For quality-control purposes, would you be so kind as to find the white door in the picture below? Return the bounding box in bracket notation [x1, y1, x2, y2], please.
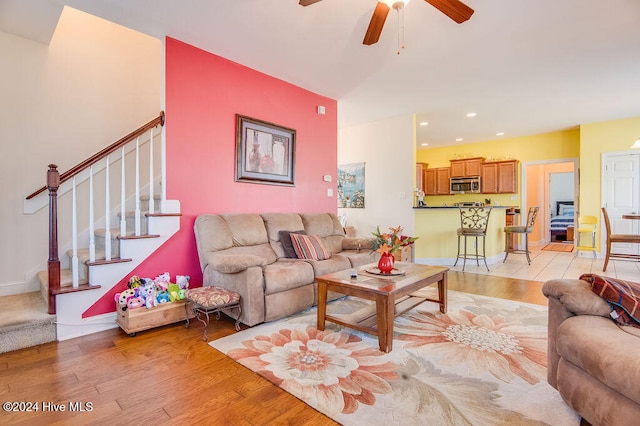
[602, 153, 640, 254]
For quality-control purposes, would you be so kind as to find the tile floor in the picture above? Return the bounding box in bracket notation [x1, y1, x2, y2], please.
[450, 244, 640, 282]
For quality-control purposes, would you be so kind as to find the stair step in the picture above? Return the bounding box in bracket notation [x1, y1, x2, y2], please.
[0, 292, 56, 353]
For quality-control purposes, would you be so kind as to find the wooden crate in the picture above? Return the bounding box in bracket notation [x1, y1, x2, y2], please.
[116, 300, 194, 336]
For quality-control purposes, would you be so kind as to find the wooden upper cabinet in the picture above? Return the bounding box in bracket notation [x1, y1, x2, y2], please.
[450, 157, 484, 177]
[481, 160, 518, 193]
[416, 163, 428, 191]
[424, 167, 451, 195]
[436, 167, 451, 194]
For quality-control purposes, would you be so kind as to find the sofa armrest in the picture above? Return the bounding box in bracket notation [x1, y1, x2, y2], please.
[207, 254, 265, 274]
[542, 278, 611, 317]
[341, 238, 374, 251]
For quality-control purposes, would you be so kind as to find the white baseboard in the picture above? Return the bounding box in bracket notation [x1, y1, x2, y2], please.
[0, 279, 39, 297]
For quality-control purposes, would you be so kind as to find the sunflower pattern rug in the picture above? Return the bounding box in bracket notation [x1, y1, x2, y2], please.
[210, 289, 579, 426]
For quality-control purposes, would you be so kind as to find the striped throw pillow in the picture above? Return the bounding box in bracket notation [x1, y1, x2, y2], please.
[290, 234, 331, 261]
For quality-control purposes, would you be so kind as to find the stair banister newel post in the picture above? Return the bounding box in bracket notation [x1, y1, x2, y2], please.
[47, 164, 60, 314]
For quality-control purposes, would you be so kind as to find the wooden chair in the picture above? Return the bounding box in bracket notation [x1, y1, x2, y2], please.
[601, 207, 640, 272]
[503, 206, 539, 265]
[575, 215, 598, 258]
[454, 207, 492, 271]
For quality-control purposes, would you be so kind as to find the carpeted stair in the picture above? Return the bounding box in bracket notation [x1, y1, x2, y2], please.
[0, 292, 56, 353]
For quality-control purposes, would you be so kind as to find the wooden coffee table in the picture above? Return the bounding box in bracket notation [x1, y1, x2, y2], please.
[316, 262, 448, 352]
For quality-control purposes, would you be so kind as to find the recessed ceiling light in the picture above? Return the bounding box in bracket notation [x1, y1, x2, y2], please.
[466, 112, 477, 117]
[496, 132, 505, 136]
[419, 121, 429, 126]
[456, 138, 463, 142]
[421, 143, 429, 147]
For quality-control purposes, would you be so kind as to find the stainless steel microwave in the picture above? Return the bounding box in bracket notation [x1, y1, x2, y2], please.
[450, 176, 481, 194]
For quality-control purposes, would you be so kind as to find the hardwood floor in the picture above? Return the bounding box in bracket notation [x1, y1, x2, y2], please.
[0, 273, 548, 425]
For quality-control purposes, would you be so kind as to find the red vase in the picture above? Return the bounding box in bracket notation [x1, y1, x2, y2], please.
[378, 252, 395, 274]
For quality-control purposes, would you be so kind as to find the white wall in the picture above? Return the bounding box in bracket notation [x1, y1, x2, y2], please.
[338, 114, 416, 239]
[0, 7, 161, 295]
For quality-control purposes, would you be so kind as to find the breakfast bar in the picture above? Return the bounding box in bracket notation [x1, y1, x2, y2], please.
[413, 206, 508, 266]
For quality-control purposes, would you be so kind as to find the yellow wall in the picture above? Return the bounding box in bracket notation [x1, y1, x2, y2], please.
[580, 116, 640, 221]
[415, 129, 581, 208]
[413, 117, 640, 259]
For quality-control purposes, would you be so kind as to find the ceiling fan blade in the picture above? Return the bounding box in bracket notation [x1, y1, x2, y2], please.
[424, 0, 474, 24]
[299, 0, 323, 6]
[363, 2, 391, 46]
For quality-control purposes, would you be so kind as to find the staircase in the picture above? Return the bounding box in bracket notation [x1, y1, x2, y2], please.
[2, 112, 181, 352]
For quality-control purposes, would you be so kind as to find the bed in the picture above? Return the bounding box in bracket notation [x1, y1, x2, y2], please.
[550, 201, 575, 241]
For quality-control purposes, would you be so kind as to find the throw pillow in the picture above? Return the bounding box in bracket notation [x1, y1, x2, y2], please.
[290, 233, 331, 261]
[278, 230, 306, 258]
[580, 273, 640, 328]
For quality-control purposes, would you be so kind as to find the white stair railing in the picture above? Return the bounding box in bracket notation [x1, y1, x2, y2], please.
[29, 113, 166, 305]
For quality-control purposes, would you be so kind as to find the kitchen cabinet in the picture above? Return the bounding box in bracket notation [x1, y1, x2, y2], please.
[450, 157, 484, 177]
[416, 162, 428, 191]
[425, 167, 451, 195]
[481, 160, 517, 193]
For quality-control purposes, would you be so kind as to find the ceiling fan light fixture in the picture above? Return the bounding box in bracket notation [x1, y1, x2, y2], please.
[382, 0, 410, 9]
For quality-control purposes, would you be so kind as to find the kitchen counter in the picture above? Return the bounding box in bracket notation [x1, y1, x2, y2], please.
[413, 207, 507, 265]
[414, 205, 511, 209]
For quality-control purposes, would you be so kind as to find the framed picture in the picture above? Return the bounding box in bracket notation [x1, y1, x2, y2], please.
[235, 114, 296, 186]
[338, 162, 365, 208]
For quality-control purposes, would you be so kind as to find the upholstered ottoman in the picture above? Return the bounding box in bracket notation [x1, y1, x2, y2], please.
[185, 286, 242, 341]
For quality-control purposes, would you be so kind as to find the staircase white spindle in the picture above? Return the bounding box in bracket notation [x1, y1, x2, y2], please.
[71, 176, 79, 289]
[148, 128, 155, 214]
[88, 166, 95, 263]
[161, 121, 167, 213]
[120, 146, 127, 237]
[104, 155, 112, 261]
[134, 137, 141, 236]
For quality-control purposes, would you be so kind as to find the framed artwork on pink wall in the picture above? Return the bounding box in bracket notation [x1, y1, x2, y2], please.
[235, 114, 296, 186]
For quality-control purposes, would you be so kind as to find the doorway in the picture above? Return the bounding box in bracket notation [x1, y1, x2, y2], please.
[522, 159, 578, 245]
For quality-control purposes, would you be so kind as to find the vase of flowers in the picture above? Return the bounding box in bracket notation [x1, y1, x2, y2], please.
[371, 226, 418, 274]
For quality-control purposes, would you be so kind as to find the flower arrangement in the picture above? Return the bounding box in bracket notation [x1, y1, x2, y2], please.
[371, 225, 418, 255]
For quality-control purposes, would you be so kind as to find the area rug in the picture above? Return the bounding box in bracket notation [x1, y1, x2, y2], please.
[210, 290, 579, 426]
[542, 242, 574, 252]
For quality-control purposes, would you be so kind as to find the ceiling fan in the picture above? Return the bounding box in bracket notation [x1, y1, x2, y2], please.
[299, 0, 474, 45]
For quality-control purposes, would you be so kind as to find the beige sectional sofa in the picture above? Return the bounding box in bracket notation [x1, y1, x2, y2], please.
[194, 212, 377, 326]
[542, 278, 640, 425]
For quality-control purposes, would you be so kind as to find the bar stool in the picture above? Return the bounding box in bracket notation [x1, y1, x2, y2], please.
[454, 207, 492, 271]
[575, 215, 597, 258]
[503, 206, 539, 264]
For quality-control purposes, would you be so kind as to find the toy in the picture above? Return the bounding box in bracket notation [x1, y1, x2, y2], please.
[176, 275, 190, 291]
[168, 283, 181, 302]
[156, 291, 171, 304]
[128, 275, 143, 289]
[115, 288, 136, 310]
[137, 278, 157, 309]
[126, 295, 145, 309]
[154, 272, 171, 292]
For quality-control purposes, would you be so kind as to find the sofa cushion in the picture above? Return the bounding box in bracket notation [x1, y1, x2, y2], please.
[290, 233, 331, 260]
[303, 255, 352, 277]
[580, 274, 640, 327]
[557, 315, 640, 405]
[194, 215, 234, 269]
[209, 254, 265, 274]
[300, 213, 344, 238]
[263, 260, 315, 295]
[221, 213, 269, 246]
[278, 230, 306, 258]
[262, 213, 304, 240]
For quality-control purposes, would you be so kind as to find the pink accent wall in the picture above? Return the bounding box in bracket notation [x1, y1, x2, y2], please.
[83, 37, 337, 317]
